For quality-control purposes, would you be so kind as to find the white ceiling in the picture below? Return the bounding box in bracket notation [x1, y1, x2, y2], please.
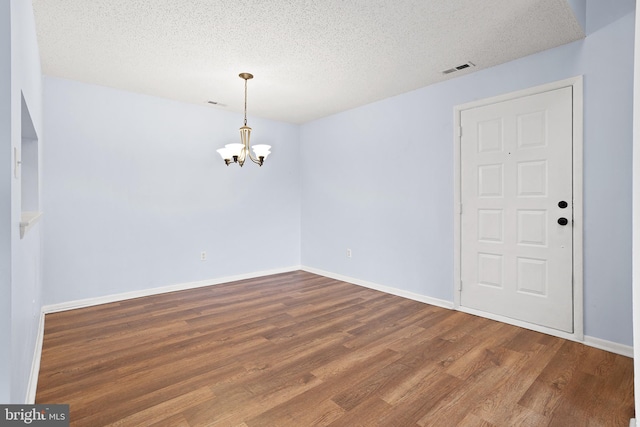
[32, 0, 584, 124]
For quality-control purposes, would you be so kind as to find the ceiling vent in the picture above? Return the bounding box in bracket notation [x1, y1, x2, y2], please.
[442, 62, 476, 75]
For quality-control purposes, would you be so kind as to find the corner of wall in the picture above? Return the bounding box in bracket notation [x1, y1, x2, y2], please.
[567, 0, 587, 34]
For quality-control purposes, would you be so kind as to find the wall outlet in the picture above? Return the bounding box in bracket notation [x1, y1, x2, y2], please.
[346, 248, 352, 258]
[200, 251, 207, 261]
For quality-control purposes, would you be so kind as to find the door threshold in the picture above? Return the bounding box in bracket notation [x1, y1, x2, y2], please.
[457, 304, 582, 342]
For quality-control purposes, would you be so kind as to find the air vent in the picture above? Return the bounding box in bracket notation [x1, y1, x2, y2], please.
[442, 62, 476, 75]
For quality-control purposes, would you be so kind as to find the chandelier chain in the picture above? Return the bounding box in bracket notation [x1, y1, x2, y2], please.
[244, 78, 248, 126]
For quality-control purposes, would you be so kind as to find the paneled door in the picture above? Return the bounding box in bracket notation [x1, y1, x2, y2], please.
[460, 86, 573, 332]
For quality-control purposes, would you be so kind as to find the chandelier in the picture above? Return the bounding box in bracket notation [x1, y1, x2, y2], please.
[216, 73, 271, 167]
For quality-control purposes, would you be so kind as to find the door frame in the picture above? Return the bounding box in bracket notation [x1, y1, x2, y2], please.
[453, 76, 584, 341]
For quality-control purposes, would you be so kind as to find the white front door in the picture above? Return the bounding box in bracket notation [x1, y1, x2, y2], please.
[460, 86, 574, 333]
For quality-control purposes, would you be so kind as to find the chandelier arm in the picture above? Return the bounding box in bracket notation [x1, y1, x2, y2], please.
[247, 149, 259, 162]
[247, 151, 263, 166]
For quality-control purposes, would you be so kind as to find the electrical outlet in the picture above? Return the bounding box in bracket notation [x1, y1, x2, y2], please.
[346, 248, 352, 258]
[200, 251, 207, 261]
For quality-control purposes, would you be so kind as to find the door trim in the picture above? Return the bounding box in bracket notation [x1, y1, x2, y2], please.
[453, 76, 584, 341]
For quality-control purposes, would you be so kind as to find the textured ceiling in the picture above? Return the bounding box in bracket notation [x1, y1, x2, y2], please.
[32, 0, 584, 124]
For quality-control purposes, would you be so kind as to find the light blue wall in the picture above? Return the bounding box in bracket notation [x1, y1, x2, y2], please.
[632, 0, 640, 416]
[43, 77, 301, 304]
[301, 9, 635, 345]
[3, 0, 44, 403]
[587, 0, 635, 34]
[0, 0, 12, 404]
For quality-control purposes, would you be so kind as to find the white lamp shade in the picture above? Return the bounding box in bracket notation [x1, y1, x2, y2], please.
[252, 144, 272, 159]
[225, 143, 244, 157]
[216, 147, 232, 160]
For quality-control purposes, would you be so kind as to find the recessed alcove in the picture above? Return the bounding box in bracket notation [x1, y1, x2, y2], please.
[19, 92, 41, 238]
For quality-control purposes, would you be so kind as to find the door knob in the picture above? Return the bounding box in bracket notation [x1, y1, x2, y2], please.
[557, 217, 568, 226]
[558, 201, 568, 209]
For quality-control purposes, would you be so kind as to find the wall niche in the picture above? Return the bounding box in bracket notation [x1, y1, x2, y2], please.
[19, 92, 41, 238]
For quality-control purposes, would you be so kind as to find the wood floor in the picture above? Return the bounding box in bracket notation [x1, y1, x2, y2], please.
[36, 271, 634, 426]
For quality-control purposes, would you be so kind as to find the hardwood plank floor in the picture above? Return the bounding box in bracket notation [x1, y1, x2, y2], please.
[36, 271, 634, 426]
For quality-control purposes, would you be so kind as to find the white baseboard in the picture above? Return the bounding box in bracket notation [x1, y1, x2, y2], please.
[301, 266, 455, 309]
[42, 266, 301, 314]
[301, 266, 633, 358]
[584, 335, 634, 358]
[458, 305, 633, 358]
[25, 310, 45, 404]
[30, 264, 633, 403]
[629, 418, 636, 427]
